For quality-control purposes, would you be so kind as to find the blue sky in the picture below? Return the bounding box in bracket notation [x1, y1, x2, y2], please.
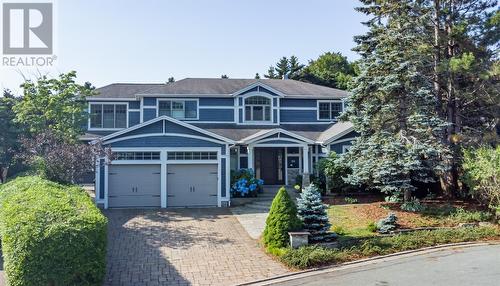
[1, 0, 368, 93]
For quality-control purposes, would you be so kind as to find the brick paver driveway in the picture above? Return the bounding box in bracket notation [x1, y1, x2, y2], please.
[104, 208, 289, 286]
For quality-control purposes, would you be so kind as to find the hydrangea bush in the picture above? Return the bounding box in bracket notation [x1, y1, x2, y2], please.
[230, 169, 264, 197]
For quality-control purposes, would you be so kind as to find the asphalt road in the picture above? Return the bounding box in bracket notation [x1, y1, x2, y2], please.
[267, 244, 500, 286]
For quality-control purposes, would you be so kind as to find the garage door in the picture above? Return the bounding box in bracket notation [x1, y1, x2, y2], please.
[167, 164, 218, 207]
[108, 164, 161, 208]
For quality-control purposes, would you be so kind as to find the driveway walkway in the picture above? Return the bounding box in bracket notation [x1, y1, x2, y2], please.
[105, 208, 289, 286]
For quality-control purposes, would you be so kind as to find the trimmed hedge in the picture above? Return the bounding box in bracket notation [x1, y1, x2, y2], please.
[0, 176, 107, 286]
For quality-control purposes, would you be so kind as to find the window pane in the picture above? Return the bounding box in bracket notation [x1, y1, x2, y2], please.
[103, 105, 115, 128]
[90, 104, 102, 128]
[115, 105, 127, 128]
[319, 102, 331, 119]
[253, 106, 263, 121]
[158, 101, 171, 116]
[245, 106, 252, 120]
[245, 96, 270, 105]
[185, 101, 197, 118]
[264, 106, 271, 121]
[171, 101, 184, 119]
[331, 102, 342, 119]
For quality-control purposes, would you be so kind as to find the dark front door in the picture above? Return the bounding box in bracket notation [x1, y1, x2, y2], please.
[255, 148, 285, 185]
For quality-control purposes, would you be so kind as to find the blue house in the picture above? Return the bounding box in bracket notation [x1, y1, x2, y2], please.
[84, 78, 356, 208]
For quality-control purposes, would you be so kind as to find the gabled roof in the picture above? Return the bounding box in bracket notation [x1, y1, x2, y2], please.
[240, 128, 315, 144]
[94, 116, 235, 144]
[317, 121, 355, 144]
[90, 83, 164, 99]
[88, 78, 350, 99]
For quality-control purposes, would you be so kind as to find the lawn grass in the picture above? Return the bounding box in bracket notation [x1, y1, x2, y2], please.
[277, 226, 500, 269]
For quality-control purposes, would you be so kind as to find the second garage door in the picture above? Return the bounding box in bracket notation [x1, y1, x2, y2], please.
[167, 164, 218, 207]
[108, 164, 161, 208]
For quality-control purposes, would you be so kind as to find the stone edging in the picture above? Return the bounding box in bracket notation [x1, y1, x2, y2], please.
[237, 240, 500, 286]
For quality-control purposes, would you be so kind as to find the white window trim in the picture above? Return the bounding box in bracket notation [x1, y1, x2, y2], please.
[317, 100, 343, 121]
[157, 98, 200, 120]
[240, 92, 277, 125]
[88, 102, 129, 131]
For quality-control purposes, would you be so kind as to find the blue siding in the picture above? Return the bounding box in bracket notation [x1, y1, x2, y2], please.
[336, 130, 359, 141]
[238, 109, 243, 123]
[273, 109, 278, 123]
[99, 160, 105, 200]
[115, 121, 163, 139]
[199, 98, 234, 106]
[199, 109, 234, 121]
[238, 98, 243, 106]
[240, 87, 258, 94]
[280, 99, 317, 107]
[221, 158, 226, 197]
[129, 101, 140, 109]
[330, 141, 353, 154]
[280, 110, 317, 122]
[128, 111, 140, 126]
[143, 98, 156, 106]
[259, 87, 278, 96]
[165, 121, 206, 137]
[273, 98, 277, 107]
[109, 136, 223, 148]
[143, 108, 156, 121]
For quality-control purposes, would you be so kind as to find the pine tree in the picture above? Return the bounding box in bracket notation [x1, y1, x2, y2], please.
[275, 57, 290, 79]
[341, 0, 449, 201]
[264, 66, 278, 79]
[297, 184, 334, 242]
[288, 55, 305, 79]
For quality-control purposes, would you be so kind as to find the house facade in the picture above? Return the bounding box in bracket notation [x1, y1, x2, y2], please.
[84, 78, 356, 209]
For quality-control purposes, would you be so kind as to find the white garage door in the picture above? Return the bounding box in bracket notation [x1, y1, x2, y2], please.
[167, 164, 218, 207]
[108, 164, 161, 208]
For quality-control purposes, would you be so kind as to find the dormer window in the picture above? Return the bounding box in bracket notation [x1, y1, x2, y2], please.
[244, 96, 271, 122]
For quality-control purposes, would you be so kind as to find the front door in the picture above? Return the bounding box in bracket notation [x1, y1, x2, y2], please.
[255, 148, 285, 185]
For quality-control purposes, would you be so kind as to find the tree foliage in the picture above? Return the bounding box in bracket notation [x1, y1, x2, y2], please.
[297, 184, 334, 242]
[342, 0, 498, 199]
[263, 187, 302, 249]
[264, 56, 305, 79]
[462, 146, 499, 209]
[13, 71, 94, 141]
[16, 130, 108, 184]
[0, 90, 22, 183]
[300, 52, 358, 90]
[341, 0, 450, 200]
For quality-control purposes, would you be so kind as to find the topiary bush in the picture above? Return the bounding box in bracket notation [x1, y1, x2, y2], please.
[263, 187, 302, 249]
[0, 176, 107, 286]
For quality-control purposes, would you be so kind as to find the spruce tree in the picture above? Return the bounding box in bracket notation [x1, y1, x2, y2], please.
[341, 0, 449, 201]
[297, 184, 334, 242]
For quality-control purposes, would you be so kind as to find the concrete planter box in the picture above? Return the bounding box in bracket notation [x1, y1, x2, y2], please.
[288, 231, 310, 249]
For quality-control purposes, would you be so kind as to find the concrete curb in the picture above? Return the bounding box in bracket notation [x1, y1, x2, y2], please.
[237, 241, 500, 286]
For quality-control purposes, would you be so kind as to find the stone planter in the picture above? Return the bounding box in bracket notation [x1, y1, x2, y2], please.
[288, 231, 310, 249]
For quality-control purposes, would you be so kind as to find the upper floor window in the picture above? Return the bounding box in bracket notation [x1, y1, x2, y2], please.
[90, 103, 127, 129]
[245, 96, 271, 122]
[318, 101, 342, 120]
[158, 100, 197, 119]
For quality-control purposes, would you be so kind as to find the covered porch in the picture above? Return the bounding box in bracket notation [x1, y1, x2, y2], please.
[229, 129, 326, 186]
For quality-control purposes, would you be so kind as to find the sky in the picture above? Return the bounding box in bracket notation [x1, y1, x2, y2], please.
[1, 0, 368, 94]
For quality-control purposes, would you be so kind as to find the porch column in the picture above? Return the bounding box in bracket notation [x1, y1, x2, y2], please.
[302, 145, 311, 187]
[247, 146, 254, 171]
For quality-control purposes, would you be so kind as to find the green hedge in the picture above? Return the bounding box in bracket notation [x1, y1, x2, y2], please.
[0, 176, 107, 286]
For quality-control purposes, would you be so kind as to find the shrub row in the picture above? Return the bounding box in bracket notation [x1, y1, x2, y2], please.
[0, 176, 107, 286]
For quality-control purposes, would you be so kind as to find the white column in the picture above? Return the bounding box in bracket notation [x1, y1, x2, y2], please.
[302, 145, 310, 174]
[160, 150, 167, 208]
[247, 146, 254, 170]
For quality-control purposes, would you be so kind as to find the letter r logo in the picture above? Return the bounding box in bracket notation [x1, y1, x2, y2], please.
[2, 3, 53, 54]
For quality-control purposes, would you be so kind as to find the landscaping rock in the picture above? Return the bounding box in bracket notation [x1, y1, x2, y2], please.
[458, 222, 478, 228]
[478, 221, 495, 227]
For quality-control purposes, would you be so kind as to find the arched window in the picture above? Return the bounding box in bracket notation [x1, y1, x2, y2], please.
[244, 96, 271, 122]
